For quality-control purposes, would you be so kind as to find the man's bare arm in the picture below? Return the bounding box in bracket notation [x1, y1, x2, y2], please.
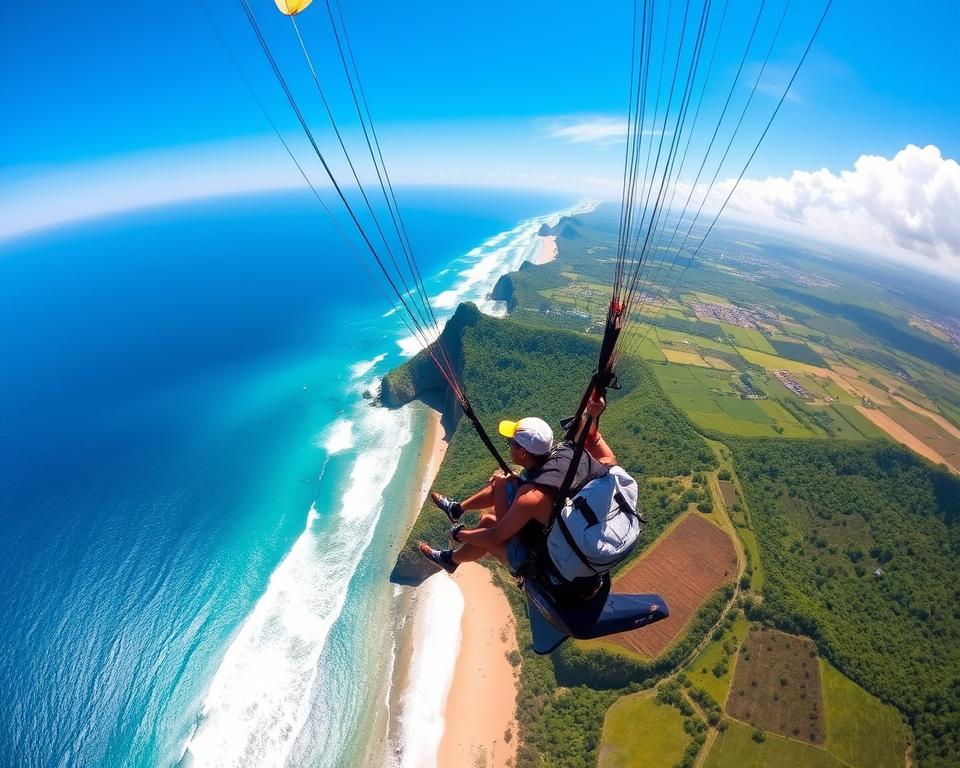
[574, 395, 617, 465]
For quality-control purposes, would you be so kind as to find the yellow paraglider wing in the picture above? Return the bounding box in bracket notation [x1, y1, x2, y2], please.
[274, 0, 314, 16]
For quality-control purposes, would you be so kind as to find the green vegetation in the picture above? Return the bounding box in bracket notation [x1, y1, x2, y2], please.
[774, 286, 960, 375]
[647, 315, 725, 340]
[820, 659, 908, 768]
[687, 613, 750, 704]
[651, 363, 817, 438]
[600, 693, 690, 768]
[736, 528, 764, 590]
[730, 439, 960, 767]
[704, 719, 843, 768]
[770, 339, 827, 366]
[653, 680, 710, 768]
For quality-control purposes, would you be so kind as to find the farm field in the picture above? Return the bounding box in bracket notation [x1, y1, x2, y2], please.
[604, 513, 737, 658]
[735, 346, 830, 374]
[703, 720, 842, 768]
[824, 403, 886, 439]
[663, 348, 711, 367]
[654, 327, 731, 352]
[652, 363, 817, 437]
[893, 394, 960, 439]
[770, 339, 827, 366]
[820, 660, 908, 768]
[702, 355, 735, 370]
[856, 405, 959, 471]
[599, 693, 690, 768]
[726, 628, 825, 744]
[881, 405, 960, 471]
[717, 480, 738, 508]
[722, 324, 777, 354]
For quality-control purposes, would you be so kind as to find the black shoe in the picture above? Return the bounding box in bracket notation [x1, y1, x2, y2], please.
[430, 491, 463, 523]
[449, 523, 464, 543]
[418, 542, 458, 574]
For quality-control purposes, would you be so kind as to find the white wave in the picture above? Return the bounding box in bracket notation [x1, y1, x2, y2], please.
[430, 289, 460, 310]
[390, 576, 463, 768]
[317, 419, 354, 455]
[184, 405, 414, 768]
[396, 326, 440, 358]
[382, 308, 397, 318]
[350, 353, 387, 380]
[391, 201, 598, 354]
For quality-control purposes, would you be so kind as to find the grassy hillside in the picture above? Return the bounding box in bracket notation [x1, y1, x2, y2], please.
[820, 659, 908, 768]
[704, 719, 843, 768]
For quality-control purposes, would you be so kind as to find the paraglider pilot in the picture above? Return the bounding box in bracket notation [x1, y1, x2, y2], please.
[419, 396, 615, 576]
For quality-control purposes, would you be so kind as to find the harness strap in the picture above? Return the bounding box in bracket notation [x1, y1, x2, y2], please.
[460, 400, 511, 474]
[614, 490, 644, 523]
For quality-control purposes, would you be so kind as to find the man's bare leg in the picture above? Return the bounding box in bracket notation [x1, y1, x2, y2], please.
[459, 483, 495, 513]
[450, 513, 497, 564]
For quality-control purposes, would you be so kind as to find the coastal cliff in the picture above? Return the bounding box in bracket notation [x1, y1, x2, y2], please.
[380, 301, 483, 408]
[537, 219, 580, 239]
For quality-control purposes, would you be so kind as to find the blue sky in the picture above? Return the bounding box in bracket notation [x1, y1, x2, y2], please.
[1, 0, 958, 270]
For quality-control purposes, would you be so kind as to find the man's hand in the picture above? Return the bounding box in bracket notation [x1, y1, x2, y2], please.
[489, 468, 515, 485]
[586, 395, 606, 420]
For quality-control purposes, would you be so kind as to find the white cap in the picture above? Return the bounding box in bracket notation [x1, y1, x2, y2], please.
[498, 416, 554, 456]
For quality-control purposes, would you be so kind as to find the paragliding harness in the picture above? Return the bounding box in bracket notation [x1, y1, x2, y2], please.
[513, 363, 666, 654]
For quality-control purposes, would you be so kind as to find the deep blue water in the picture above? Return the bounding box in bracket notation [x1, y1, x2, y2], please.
[0, 187, 576, 767]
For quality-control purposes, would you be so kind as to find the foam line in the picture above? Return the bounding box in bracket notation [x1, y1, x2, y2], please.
[184, 405, 413, 768]
[396, 201, 597, 355]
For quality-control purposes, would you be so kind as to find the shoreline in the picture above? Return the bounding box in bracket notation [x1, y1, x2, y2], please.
[387, 405, 519, 768]
[383, 405, 450, 766]
[534, 233, 558, 265]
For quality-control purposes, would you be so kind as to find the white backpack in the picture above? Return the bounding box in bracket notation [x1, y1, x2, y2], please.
[546, 465, 644, 582]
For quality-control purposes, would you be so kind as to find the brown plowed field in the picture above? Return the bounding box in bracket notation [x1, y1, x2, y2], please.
[605, 513, 737, 657]
[726, 628, 825, 744]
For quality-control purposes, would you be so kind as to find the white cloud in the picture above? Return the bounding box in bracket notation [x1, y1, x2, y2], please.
[683, 144, 960, 277]
[540, 116, 628, 145]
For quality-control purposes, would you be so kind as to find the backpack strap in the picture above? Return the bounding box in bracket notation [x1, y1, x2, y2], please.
[573, 495, 600, 527]
[556, 509, 603, 574]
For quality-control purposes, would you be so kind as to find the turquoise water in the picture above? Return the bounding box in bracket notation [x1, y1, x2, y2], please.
[0, 187, 579, 767]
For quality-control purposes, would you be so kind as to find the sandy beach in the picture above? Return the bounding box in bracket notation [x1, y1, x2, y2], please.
[437, 565, 519, 768]
[391, 406, 520, 768]
[533, 234, 558, 265]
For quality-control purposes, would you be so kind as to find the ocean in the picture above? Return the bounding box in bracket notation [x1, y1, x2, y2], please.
[0, 187, 585, 767]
